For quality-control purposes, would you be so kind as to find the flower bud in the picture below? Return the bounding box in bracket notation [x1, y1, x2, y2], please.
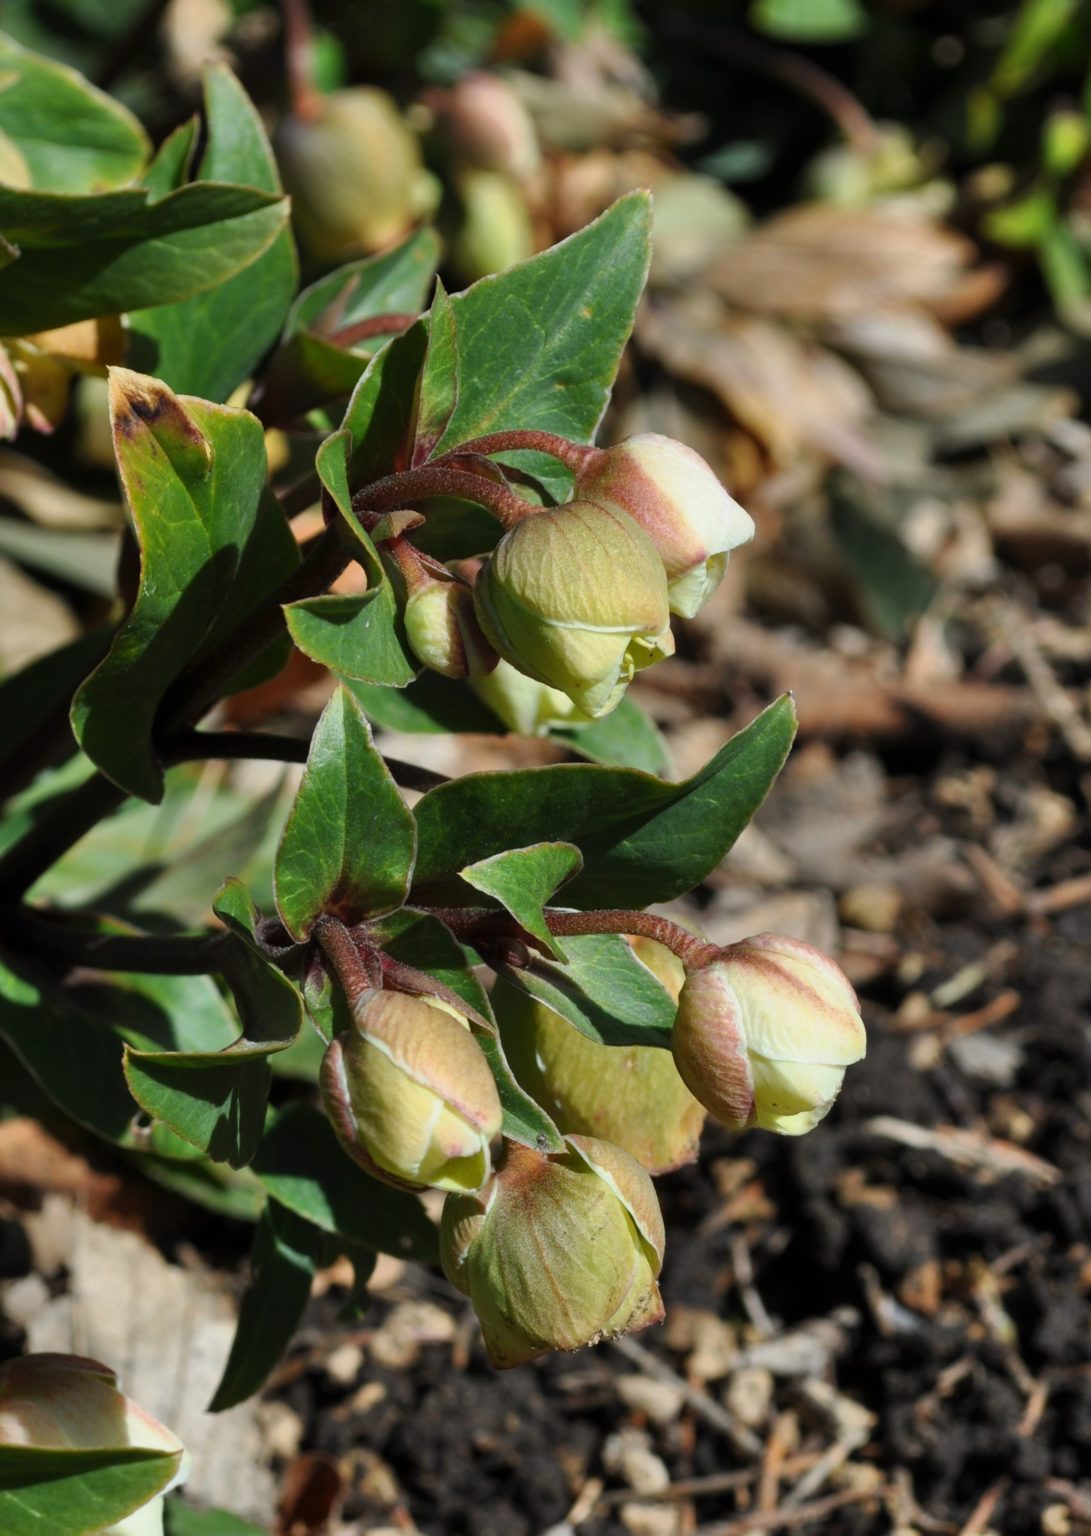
[575, 434, 755, 618]
[0, 1353, 186, 1536]
[437, 73, 541, 179]
[469, 656, 594, 736]
[276, 89, 439, 262]
[403, 566, 497, 680]
[671, 935, 866, 1136]
[473, 500, 674, 717]
[321, 988, 503, 1193]
[449, 168, 535, 283]
[494, 942, 704, 1174]
[441, 1135, 665, 1367]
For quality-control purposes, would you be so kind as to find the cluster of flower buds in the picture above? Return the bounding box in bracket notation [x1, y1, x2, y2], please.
[0, 1353, 186, 1535]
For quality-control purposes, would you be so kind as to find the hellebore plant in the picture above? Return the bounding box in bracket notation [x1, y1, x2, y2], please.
[0, 43, 866, 1519]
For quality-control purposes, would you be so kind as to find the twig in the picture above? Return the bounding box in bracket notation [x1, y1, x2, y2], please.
[956, 1478, 1008, 1536]
[1027, 871, 1091, 916]
[608, 1336, 763, 1457]
[864, 1117, 1062, 1187]
[695, 1484, 887, 1535]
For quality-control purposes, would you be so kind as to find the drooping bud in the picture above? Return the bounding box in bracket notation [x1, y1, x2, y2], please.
[449, 168, 536, 283]
[671, 935, 866, 1136]
[494, 941, 704, 1173]
[321, 988, 503, 1193]
[396, 549, 497, 680]
[276, 89, 439, 262]
[469, 656, 594, 736]
[473, 500, 674, 717]
[0, 1353, 186, 1536]
[575, 434, 755, 618]
[435, 73, 541, 179]
[440, 1135, 665, 1367]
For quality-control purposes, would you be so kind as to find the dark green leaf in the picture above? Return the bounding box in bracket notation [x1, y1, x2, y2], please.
[128, 1148, 265, 1222]
[461, 842, 582, 959]
[0, 31, 150, 193]
[209, 1201, 321, 1411]
[346, 672, 503, 735]
[830, 495, 936, 641]
[0, 181, 289, 334]
[0, 1444, 182, 1536]
[411, 279, 458, 460]
[166, 1501, 268, 1536]
[129, 66, 298, 403]
[284, 431, 419, 686]
[553, 694, 671, 773]
[141, 117, 198, 197]
[0, 627, 110, 776]
[412, 694, 797, 909]
[71, 372, 297, 802]
[500, 933, 677, 1050]
[252, 1102, 439, 1261]
[214, 878, 305, 1049]
[274, 686, 417, 939]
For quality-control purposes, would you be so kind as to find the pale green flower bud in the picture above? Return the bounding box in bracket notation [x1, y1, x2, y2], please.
[672, 935, 866, 1136]
[403, 568, 496, 680]
[495, 940, 704, 1174]
[276, 89, 439, 262]
[575, 435, 755, 618]
[450, 167, 535, 282]
[473, 501, 674, 717]
[0, 1354, 187, 1536]
[470, 656, 594, 736]
[322, 989, 503, 1193]
[440, 1135, 665, 1367]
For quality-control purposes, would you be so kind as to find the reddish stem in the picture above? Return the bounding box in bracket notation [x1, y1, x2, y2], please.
[353, 464, 536, 529]
[281, 0, 322, 122]
[423, 905, 718, 971]
[433, 430, 599, 476]
[313, 914, 372, 1008]
[328, 313, 419, 349]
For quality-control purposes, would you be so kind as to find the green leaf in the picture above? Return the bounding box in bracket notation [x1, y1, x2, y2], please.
[166, 1502, 269, 1536]
[129, 66, 298, 403]
[750, 0, 868, 42]
[0, 627, 109, 777]
[262, 229, 439, 421]
[214, 878, 305, 1050]
[830, 495, 936, 641]
[71, 371, 297, 802]
[411, 279, 458, 460]
[0, 1444, 182, 1536]
[500, 933, 677, 1050]
[129, 1147, 266, 1223]
[346, 672, 503, 735]
[284, 431, 419, 686]
[0, 31, 150, 192]
[252, 1101, 439, 1262]
[209, 1201, 321, 1411]
[0, 180, 289, 334]
[0, 518, 119, 596]
[141, 117, 198, 197]
[368, 908, 564, 1151]
[422, 193, 652, 500]
[412, 694, 797, 909]
[274, 686, 417, 939]
[553, 694, 670, 773]
[461, 842, 582, 959]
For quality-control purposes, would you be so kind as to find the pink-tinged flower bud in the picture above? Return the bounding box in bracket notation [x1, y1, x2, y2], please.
[575, 434, 755, 618]
[440, 1136, 664, 1368]
[322, 988, 503, 1193]
[495, 941, 704, 1174]
[403, 566, 497, 680]
[474, 500, 673, 717]
[0, 1353, 186, 1536]
[438, 73, 541, 179]
[672, 935, 866, 1135]
[276, 89, 439, 262]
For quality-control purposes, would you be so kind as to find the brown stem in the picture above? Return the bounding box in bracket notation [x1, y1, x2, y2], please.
[328, 313, 419, 349]
[433, 430, 598, 476]
[353, 464, 536, 529]
[2, 909, 235, 976]
[164, 729, 448, 793]
[378, 951, 495, 1032]
[281, 0, 322, 122]
[313, 914, 371, 1008]
[423, 905, 718, 970]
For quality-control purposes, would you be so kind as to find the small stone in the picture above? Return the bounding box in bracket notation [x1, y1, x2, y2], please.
[722, 1366, 774, 1428]
[839, 883, 902, 934]
[603, 1427, 671, 1496]
[616, 1375, 686, 1426]
[324, 1342, 364, 1388]
[369, 1301, 456, 1369]
[620, 1502, 682, 1536]
[0, 1272, 49, 1327]
[257, 1399, 303, 1462]
[1041, 1504, 1070, 1536]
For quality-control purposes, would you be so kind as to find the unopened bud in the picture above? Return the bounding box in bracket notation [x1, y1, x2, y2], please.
[474, 500, 673, 717]
[449, 168, 535, 282]
[403, 565, 497, 679]
[575, 435, 755, 618]
[495, 942, 704, 1173]
[438, 73, 541, 178]
[0, 1353, 186, 1536]
[321, 988, 503, 1192]
[441, 1135, 665, 1367]
[672, 935, 866, 1136]
[276, 89, 439, 262]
